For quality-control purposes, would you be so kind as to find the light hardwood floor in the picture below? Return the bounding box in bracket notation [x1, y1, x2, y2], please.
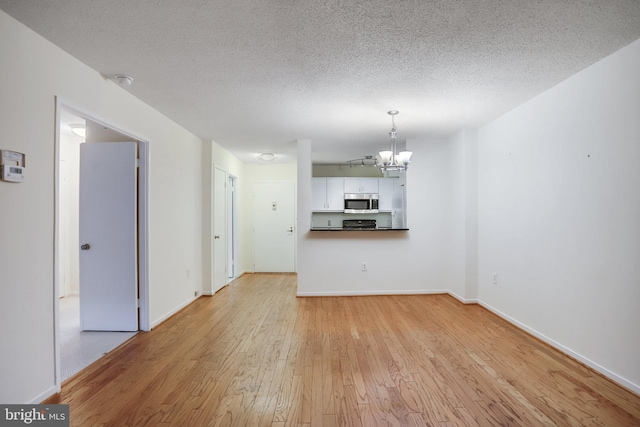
[46, 273, 640, 426]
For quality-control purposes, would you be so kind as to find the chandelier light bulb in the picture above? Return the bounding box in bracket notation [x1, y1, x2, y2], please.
[379, 151, 393, 165]
[397, 151, 413, 166]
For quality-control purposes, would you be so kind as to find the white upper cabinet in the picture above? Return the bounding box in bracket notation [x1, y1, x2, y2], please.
[378, 178, 394, 211]
[326, 178, 344, 210]
[344, 178, 379, 194]
[312, 178, 344, 211]
[311, 178, 327, 211]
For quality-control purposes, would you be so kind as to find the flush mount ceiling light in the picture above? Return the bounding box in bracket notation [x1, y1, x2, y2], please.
[69, 124, 86, 138]
[259, 152, 276, 161]
[114, 75, 134, 86]
[378, 110, 413, 173]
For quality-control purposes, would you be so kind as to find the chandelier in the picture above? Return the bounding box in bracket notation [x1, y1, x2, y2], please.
[378, 110, 412, 172]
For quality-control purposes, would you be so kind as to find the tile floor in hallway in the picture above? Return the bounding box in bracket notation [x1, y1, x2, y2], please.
[59, 295, 137, 381]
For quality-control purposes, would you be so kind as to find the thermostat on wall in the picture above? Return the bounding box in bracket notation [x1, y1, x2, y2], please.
[1, 164, 25, 182]
[1, 149, 26, 182]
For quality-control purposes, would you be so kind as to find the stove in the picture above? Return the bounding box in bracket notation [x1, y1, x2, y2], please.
[342, 219, 377, 230]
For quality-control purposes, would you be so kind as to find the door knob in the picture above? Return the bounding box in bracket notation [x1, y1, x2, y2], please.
[214, 235, 220, 239]
[81, 244, 91, 250]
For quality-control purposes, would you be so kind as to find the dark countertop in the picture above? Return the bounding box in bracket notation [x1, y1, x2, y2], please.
[310, 227, 409, 231]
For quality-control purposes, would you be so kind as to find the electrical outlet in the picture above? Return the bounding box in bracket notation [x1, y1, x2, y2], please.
[187, 268, 191, 278]
[194, 290, 199, 297]
[361, 262, 368, 272]
[493, 273, 498, 285]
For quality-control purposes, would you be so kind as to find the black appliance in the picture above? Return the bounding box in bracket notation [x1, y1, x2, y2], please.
[342, 219, 377, 230]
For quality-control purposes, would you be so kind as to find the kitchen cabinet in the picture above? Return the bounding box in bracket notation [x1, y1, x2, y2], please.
[344, 177, 379, 194]
[312, 178, 344, 211]
[378, 178, 394, 211]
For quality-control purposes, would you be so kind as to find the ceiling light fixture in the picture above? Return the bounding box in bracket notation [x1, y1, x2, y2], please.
[378, 110, 412, 173]
[347, 155, 376, 168]
[69, 124, 86, 138]
[259, 152, 276, 161]
[114, 75, 134, 86]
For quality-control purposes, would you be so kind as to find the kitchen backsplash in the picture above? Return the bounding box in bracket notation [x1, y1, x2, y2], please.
[311, 212, 393, 229]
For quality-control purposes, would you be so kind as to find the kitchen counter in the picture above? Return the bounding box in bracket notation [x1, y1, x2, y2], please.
[310, 227, 409, 231]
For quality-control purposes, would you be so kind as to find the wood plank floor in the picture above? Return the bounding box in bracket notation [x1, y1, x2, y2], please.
[46, 273, 640, 426]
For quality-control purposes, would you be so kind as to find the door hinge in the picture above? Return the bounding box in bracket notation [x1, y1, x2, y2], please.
[135, 158, 140, 168]
[137, 298, 140, 308]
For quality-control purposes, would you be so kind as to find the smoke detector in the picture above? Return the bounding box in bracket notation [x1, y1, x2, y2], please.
[114, 75, 134, 86]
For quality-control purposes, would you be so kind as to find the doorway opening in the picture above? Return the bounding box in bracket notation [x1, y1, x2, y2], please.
[54, 99, 150, 387]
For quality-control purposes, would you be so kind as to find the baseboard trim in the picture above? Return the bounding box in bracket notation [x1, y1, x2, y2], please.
[297, 289, 450, 297]
[447, 291, 478, 305]
[150, 295, 199, 329]
[297, 290, 478, 304]
[478, 300, 640, 396]
[33, 385, 59, 404]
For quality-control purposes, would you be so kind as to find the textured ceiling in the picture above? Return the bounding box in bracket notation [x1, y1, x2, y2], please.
[2, 1, 640, 164]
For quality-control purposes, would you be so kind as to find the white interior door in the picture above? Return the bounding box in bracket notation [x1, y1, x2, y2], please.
[79, 142, 138, 331]
[213, 167, 227, 293]
[253, 181, 295, 272]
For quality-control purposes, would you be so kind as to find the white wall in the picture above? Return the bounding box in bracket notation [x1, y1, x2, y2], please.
[477, 38, 640, 393]
[448, 129, 479, 302]
[297, 137, 468, 296]
[0, 10, 203, 403]
[313, 164, 382, 177]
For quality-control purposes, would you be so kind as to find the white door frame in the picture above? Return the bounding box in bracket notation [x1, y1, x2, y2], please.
[212, 166, 228, 293]
[227, 174, 239, 281]
[53, 97, 150, 391]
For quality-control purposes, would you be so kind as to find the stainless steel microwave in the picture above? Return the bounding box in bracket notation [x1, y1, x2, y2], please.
[344, 193, 379, 213]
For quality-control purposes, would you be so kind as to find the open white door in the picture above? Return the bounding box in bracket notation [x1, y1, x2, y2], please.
[253, 181, 296, 272]
[79, 142, 138, 331]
